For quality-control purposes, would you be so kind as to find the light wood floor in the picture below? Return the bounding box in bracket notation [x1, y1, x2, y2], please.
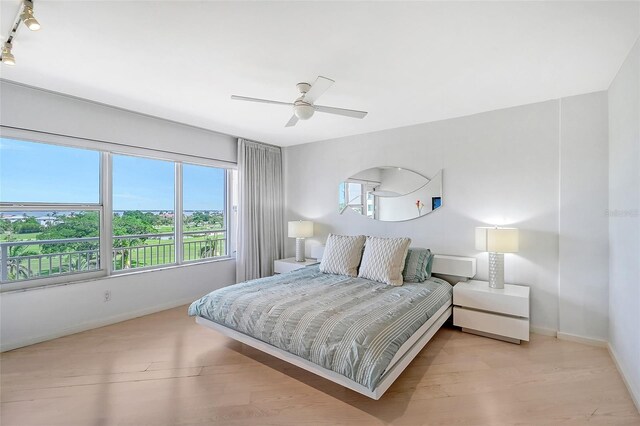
[1, 306, 638, 426]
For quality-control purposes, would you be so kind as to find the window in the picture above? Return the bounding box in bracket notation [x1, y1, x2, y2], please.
[182, 163, 227, 261]
[0, 133, 234, 291]
[0, 138, 102, 285]
[112, 155, 175, 271]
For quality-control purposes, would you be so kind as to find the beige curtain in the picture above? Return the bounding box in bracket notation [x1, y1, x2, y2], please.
[236, 139, 285, 281]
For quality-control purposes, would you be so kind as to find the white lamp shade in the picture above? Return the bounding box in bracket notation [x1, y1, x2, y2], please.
[288, 220, 313, 238]
[475, 227, 519, 253]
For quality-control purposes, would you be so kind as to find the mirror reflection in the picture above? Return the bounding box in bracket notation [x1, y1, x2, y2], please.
[339, 167, 442, 222]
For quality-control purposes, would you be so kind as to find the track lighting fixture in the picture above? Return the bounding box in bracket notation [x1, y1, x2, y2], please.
[21, 1, 41, 31]
[1, 42, 15, 66]
[1, 0, 42, 66]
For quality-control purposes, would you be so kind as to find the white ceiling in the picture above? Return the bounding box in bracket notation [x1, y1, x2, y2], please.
[1, 1, 638, 146]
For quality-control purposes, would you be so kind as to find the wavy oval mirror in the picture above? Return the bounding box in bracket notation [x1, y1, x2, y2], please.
[339, 168, 442, 221]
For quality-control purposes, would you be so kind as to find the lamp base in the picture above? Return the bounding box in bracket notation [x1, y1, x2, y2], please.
[295, 238, 306, 262]
[488, 252, 504, 289]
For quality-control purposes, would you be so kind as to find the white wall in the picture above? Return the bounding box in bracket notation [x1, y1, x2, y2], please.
[608, 38, 640, 407]
[558, 92, 609, 342]
[0, 261, 235, 351]
[0, 81, 237, 351]
[0, 80, 237, 163]
[285, 93, 609, 338]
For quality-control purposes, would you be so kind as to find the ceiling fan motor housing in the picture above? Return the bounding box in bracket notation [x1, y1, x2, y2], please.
[296, 82, 311, 94]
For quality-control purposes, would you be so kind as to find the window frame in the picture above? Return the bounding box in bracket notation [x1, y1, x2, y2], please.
[0, 127, 235, 292]
[110, 152, 178, 274]
[0, 203, 107, 292]
[179, 162, 230, 265]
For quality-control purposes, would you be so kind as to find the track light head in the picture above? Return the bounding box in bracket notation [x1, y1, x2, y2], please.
[21, 1, 40, 31]
[1, 42, 16, 66]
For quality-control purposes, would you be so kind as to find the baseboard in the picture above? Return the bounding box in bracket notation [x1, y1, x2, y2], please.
[531, 327, 611, 348]
[0, 296, 196, 352]
[557, 331, 608, 347]
[608, 343, 640, 414]
[530, 326, 557, 337]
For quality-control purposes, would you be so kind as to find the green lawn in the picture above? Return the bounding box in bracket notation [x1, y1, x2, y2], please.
[0, 232, 39, 242]
[112, 235, 226, 270]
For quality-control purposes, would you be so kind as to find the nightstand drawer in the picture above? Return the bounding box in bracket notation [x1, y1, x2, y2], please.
[454, 282, 529, 318]
[454, 307, 529, 341]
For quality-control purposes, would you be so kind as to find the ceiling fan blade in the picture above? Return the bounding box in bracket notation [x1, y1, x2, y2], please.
[231, 95, 293, 107]
[285, 115, 299, 127]
[302, 76, 334, 104]
[314, 104, 368, 119]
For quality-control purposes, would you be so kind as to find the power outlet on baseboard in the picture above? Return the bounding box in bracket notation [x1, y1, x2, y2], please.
[103, 290, 111, 302]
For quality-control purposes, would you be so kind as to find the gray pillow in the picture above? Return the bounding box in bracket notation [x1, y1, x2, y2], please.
[402, 248, 434, 282]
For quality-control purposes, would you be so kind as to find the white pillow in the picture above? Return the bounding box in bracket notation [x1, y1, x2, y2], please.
[319, 234, 366, 277]
[358, 236, 411, 286]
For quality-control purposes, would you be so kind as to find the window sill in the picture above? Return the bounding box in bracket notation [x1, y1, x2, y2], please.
[0, 256, 235, 294]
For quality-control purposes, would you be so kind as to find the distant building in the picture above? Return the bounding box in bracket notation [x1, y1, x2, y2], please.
[0, 215, 61, 225]
[36, 217, 60, 226]
[0, 215, 22, 223]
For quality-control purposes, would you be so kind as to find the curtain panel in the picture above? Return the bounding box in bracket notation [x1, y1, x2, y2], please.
[236, 139, 285, 281]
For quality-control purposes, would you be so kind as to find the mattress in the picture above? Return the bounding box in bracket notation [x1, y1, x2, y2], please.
[188, 265, 452, 390]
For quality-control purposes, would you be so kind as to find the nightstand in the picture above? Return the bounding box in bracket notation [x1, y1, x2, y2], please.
[274, 257, 319, 274]
[453, 279, 530, 344]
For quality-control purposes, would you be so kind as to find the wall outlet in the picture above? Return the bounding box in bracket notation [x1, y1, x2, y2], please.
[104, 290, 111, 302]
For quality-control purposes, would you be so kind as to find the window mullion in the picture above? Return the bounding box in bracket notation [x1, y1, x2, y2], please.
[224, 169, 230, 257]
[0, 203, 101, 211]
[101, 152, 113, 275]
[175, 162, 183, 265]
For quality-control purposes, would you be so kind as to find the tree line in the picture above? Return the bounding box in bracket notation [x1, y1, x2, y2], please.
[1, 210, 223, 253]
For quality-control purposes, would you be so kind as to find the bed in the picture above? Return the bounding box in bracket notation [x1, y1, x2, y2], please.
[190, 254, 476, 400]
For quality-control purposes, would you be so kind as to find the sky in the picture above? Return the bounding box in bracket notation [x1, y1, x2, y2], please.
[0, 138, 225, 211]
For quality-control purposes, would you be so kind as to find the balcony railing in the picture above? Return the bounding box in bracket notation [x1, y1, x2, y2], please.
[0, 230, 227, 282]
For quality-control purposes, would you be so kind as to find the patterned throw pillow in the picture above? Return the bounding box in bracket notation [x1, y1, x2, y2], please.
[358, 236, 411, 286]
[402, 248, 434, 282]
[319, 234, 366, 277]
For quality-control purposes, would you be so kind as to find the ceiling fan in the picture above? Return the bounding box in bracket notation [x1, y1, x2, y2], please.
[231, 76, 368, 127]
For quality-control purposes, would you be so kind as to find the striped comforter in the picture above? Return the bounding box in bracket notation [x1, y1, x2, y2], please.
[188, 265, 452, 390]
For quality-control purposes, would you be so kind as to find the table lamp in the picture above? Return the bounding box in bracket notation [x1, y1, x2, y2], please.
[475, 227, 519, 289]
[288, 220, 314, 262]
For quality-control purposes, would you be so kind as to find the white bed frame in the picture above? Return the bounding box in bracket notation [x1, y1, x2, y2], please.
[195, 254, 476, 400]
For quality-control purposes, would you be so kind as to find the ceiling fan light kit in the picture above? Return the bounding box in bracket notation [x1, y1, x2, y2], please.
[294, 101, 315, 120]
[1, 0, 42, 66]
[231, 76, 368, 127]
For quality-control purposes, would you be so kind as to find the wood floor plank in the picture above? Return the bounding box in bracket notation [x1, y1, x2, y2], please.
[1, 305, 638, 425]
